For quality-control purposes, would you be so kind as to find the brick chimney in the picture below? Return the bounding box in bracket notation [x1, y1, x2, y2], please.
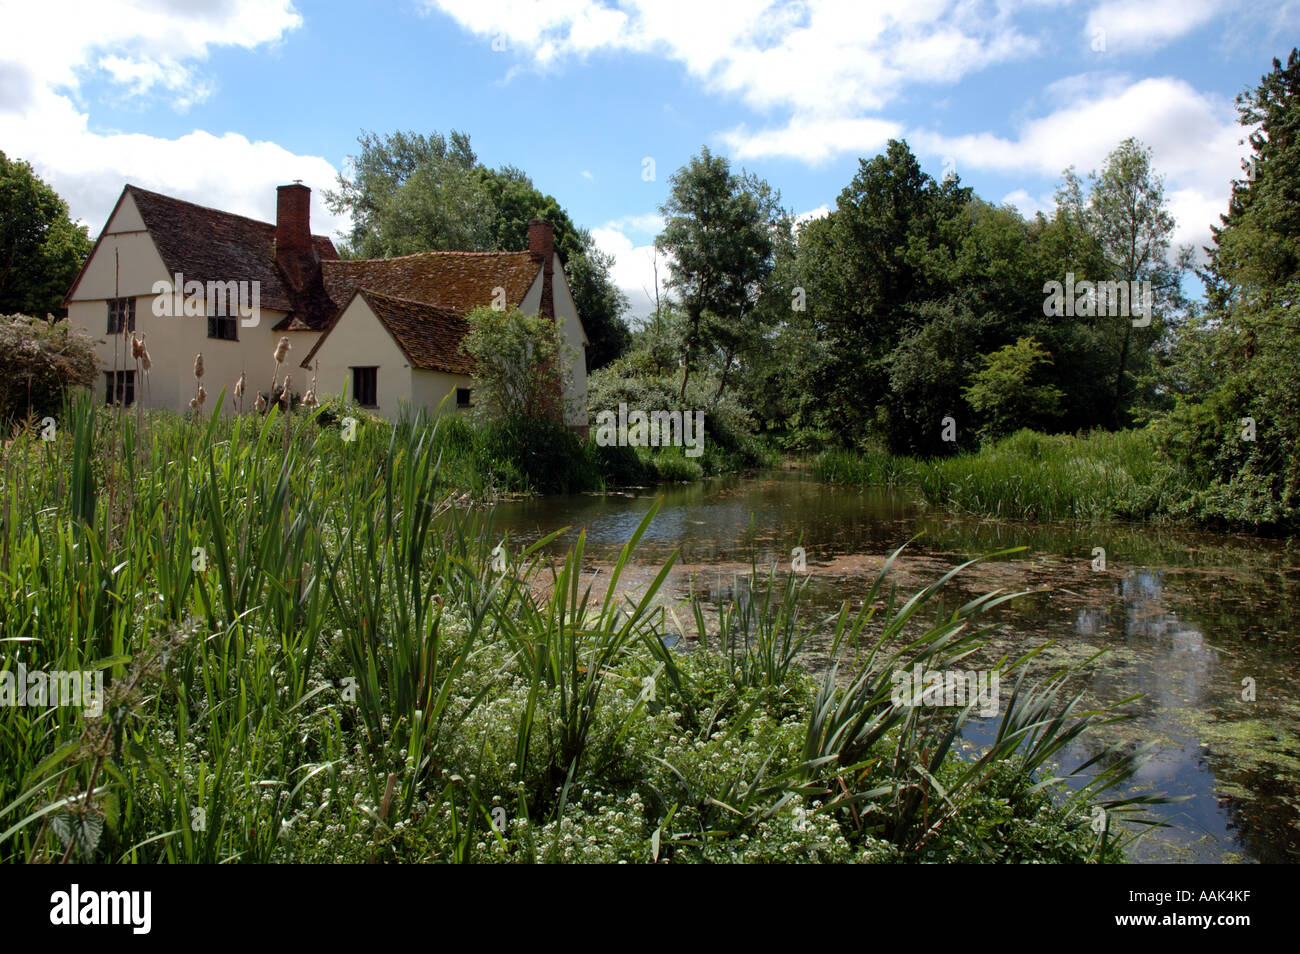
[528, 219, 555, 319]
[276, 183, 319, 292]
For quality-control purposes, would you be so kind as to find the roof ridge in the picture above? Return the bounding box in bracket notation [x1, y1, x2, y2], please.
[329, 248, 534, 265]
[125, 183, 334, 241]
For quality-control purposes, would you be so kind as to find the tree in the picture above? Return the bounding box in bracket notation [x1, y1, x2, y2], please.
[0, 152, 92, 318]
[460, 304, 566, 424]
[791, 141, 975, 448]
[656, 147, 783, 400]
[1160, 48, 1300, 522]
[327, 130, 630, 370]
[325, 129, 480, 256]
[1082, 138, 1183, 427]
[964, 336, 1065, 441]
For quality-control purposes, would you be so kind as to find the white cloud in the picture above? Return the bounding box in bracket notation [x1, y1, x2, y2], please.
[426, 0, 1039, 161]
[794, 204, 829, 226]
[1000, 189, 1052, 218]
[912, 76, 1248, 258]
[1084, 0, 1219, 53]
[722, 115, 903, 163]
[0, 0, 302, 111]
[0, 1, 348, 239]
[581, 169, 594, 179]
[592, 217, 668, 320]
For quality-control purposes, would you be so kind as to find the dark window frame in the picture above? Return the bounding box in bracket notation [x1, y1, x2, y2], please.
[104, 369, 136, 406]
[456, 387, 472, 408]
[107, 298, 136, 334]
[207, 299, 239, 341]
[352, 366, 378, 407]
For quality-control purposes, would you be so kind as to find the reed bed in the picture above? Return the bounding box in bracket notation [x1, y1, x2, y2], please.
[814, 429, 1180, 523]
[0, 398, 1162, 863]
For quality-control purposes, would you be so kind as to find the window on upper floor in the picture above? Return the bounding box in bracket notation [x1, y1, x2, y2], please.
[107, 298, 136, 335]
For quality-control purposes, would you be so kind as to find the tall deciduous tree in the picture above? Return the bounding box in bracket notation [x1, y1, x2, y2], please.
[1082, 138, 1183, 426]
[0, 151, 92, 318]
[657, 147, 783, 400]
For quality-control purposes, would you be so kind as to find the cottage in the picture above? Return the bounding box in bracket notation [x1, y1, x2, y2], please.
[63, 183, 589, 428]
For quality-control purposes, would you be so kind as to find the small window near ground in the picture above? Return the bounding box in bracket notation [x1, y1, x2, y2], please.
[107, 298, 136, 334]
[104, 370, 135, 406]
[456, 387, 472, 408]
[352, 366, 377, 407]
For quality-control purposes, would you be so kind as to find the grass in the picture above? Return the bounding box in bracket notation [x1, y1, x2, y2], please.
[0, 397, 1166, 863]
[813, 428, 1183, 523]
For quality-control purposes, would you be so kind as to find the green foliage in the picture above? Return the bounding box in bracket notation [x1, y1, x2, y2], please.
[0, 313, 98, 423]
[474, 412, 598, 494]
[587, 354, 777, 479]
[964, 336, 1066, 442]
[326, 130, 630, 369]
[814, 428, 1176, 523]
[0, 405, 1161, 862]
[657, 147, 787, 399]
[1156, 49, 1300, 530]
[461, 304, 566, 423]
[0, 152, 92, 318]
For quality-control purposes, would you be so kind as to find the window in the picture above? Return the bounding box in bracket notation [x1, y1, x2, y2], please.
[456, 387, 472, 408]
[207, 300, 238, 340]
[107, 298, 136, 334]
[104, 370, 135, 406]
[352, 366, 377, 407]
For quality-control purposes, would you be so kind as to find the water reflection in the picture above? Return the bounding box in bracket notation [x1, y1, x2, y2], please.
[490, 471, 1300, 863]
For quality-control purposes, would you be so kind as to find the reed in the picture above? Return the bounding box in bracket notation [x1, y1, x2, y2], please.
[0, 402, 1163, 863]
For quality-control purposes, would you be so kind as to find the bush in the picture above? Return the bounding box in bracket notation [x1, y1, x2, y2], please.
[0, 314, 98, 424]
[474, 412, 598, 494]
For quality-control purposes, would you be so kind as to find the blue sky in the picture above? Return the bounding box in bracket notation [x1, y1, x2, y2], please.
[2, 0, 1297, 316]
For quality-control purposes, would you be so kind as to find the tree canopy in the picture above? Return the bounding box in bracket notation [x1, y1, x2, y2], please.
[0, 151, 92, 318]
[326, 130, 630, 370]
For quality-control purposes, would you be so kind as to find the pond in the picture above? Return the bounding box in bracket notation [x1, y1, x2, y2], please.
[489, 467, 1300, 864]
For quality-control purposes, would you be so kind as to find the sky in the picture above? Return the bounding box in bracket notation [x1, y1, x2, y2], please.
[1, 0, 1297, 318]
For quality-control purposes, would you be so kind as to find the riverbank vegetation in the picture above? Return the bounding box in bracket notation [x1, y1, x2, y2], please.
[0, 398, 1161, 863]
[598, 49, 1300, 532]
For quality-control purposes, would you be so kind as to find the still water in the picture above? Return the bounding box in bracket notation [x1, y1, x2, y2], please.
[490, 469, 1300, 863]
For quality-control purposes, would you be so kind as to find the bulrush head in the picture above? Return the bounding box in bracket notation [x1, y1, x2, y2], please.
[274, 336, 291, 364]
[234, 371, 246, 398]
[194, 353, 204, 379]
[133, 334, 151, 373]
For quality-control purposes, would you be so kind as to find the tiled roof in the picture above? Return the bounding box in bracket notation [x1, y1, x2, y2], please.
[123, 185, 338, 318]
[345, 289, 476, 375]
[321, 251, 540, 314]
[71, 185, 552, 370]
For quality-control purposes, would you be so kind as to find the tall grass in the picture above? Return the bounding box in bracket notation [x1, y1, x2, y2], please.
[815, 428, 1181, 523]
[0, 400, 1163, 863]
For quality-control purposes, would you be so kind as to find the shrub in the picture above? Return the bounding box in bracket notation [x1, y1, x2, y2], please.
[0, 314, 98, 424]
